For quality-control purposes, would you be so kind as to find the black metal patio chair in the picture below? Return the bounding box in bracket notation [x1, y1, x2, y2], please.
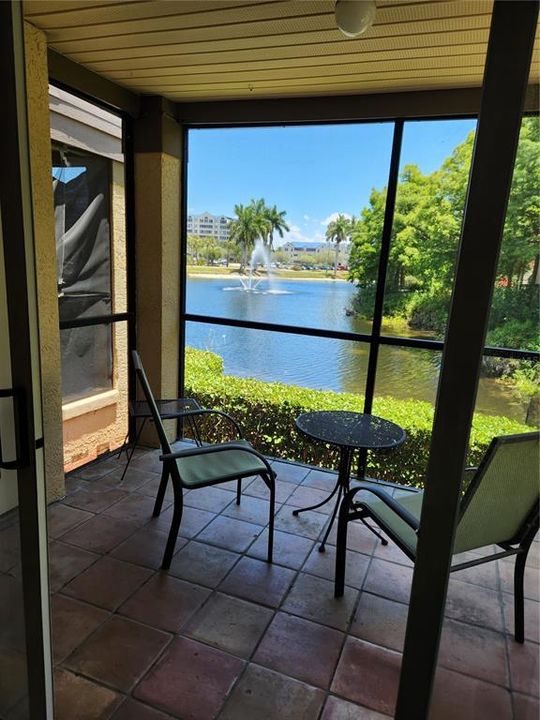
[132, 350, 276, 569]
[335, 432, 539, 643]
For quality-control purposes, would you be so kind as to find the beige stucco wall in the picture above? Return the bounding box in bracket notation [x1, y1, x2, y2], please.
[24, 22, 65, 502]
[62, 161, 128, 471]
[135, 113, 181, 444]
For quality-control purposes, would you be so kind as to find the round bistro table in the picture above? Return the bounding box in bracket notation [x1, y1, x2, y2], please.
[294, 411, 406, 552]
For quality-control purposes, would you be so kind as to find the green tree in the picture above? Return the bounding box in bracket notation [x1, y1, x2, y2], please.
[326, 214, 352, 278]
[228, 203, 263, 271]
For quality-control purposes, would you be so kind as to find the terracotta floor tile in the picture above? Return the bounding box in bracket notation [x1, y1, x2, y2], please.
[325, 520, 378, 556]
[254, 612, 343, 688]
[119, 573, 211, 632]
[51, 595, 109, 664]
[0, 523, 20, 574]
[63, 555, 152, 610]
[48, 541, 100, 593]
[449, 551, 499, 589]
[111, 698, 174, 719]
[321, 695, 391, 719]
[372, 538, 413, 567]
[302, 469, 339, 492]
[513, 692, 540, 720]
[111, 527, 187, 570]
[275, 504, 328, 540]
[445, 578, 504, 632]
[168, 540, 240, 587]
[222, 494, 274, 526]
[64, 615, 170, 692]
[106, 464, 157, 491]
[499, 560, 539, 601]
[131, 451, 162, 475]
[363, 558, 413, 604]
[183, 592, 272, 658]
[104, 493, 167, 525]
[430, 666, 512, 720]
[439, 618, 508, 686]
[134, 636, 244, 720]
[70, 457, 120, 482]
[302, 544, 370, 589]
[331, 638, 401, 716]
[350, 592, 408, 652]
[184, 485, 235, 513]
[287, 486, 335, 515]
[272, 461, 310, 484]
[502, 593, 540, 643]
[152, 505, 216, 539]
[246, 477, 297, 504]
[219, 556, 295, 607]
[248, 529, 314, 569]
[54, 668, 122, 720]
[219, 664, 324, 720]
[63, 488, 129, 514]
[135, 474, 174, 503]
[47, 503, 94, 539]
[196, 515, 262, 553]
[283, 572, 358, 631]
[61, 515, 140, 554]
[507, 637, 540, 696]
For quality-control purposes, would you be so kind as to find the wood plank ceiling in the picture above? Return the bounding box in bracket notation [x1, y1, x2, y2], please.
[23, 0, 540, 102]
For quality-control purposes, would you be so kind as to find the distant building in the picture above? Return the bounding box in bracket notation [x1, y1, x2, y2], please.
[187, 211, 231, 242]
[282, 241, 350, 260]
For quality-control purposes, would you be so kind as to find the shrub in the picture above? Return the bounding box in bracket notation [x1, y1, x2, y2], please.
[184, 347, 530, 488]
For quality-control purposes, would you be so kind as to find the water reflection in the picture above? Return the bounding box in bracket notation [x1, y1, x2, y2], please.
[187, 277, 528, 422]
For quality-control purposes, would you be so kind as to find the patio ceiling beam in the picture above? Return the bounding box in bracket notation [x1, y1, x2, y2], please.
[47, 48, 140, 118]
[176, 84, 539, 126]
[395, 2, 539, 718]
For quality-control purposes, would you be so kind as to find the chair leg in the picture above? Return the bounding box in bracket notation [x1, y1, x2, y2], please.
[266, 473, 275, 564]
[514, 551, 526, 643]
[335, 494, 351, 598]
[236, 478, 242, 505]
[153, 463, 169, 517]
[162, 488, 183, 570]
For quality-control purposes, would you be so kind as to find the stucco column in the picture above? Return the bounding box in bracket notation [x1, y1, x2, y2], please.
[24, 22, 65, 502]
[134, 97, 181, 444]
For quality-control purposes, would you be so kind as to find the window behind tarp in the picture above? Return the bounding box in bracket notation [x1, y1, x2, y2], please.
[52, 144, 113, 402]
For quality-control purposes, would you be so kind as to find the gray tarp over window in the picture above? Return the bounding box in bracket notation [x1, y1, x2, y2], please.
[53, 146, 113, 402]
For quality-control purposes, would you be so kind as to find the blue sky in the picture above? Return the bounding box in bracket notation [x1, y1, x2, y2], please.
[188, 118, 476, 247]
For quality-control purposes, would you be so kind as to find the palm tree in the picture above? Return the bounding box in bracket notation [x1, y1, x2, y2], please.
[228, 203, 260, 271]
[264, 204, 289, 250]
[325, 214, 352, 278]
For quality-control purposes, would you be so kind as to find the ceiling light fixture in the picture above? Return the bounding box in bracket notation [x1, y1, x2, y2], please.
[335, 0, 376, 38]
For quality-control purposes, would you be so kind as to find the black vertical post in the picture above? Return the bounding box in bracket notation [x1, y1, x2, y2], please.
[177, 124, 189, 440]
[395, 3, 538, 718]
[123, 114, 137, 443]
[359, 121, 403, 476]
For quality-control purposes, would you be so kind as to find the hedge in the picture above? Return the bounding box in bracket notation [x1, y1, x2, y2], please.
[184, 347, 531, 487]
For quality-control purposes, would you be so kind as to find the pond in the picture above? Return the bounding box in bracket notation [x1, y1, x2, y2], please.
[186, 275, 527, 423]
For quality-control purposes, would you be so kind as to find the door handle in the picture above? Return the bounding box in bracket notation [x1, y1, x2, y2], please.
[0, 387, 28, 469]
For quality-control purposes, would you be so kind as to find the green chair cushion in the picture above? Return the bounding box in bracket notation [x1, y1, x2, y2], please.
[175, 440, 268, 488]
[357, 488, 423, 556]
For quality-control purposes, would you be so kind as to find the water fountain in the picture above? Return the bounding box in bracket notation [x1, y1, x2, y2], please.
[224, 239, 289, 294]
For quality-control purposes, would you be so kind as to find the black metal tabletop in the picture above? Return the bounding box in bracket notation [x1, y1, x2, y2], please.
[130, 398, 201, 419]
[295, 411, 406, 451]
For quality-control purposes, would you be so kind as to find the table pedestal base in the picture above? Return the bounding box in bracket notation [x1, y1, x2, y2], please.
[292, 448, 388, 552]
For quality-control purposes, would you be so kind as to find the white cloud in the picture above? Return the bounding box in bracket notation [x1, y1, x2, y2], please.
[303, 214, 310, 221]
[321, 212, 352, 226]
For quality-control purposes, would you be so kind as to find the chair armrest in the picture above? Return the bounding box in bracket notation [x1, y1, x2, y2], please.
[160, 442, 275, 477]
[180, 409, 243, 439]
[344, 483, 420, 531]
